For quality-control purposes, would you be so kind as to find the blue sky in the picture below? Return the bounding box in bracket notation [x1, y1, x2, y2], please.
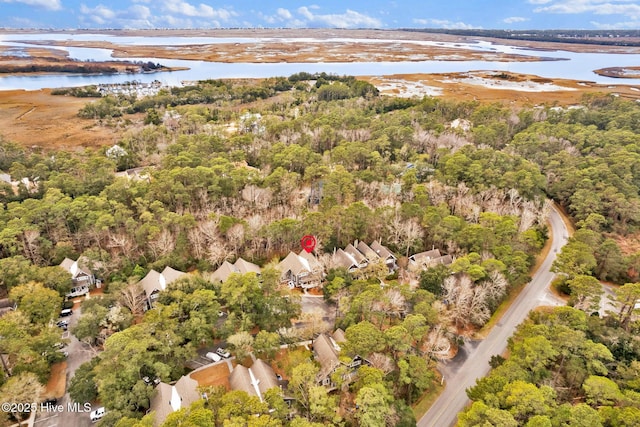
[1, 0, 639, 30]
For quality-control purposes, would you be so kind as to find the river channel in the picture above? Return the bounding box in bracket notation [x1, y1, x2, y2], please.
[1, 33, 640, 90]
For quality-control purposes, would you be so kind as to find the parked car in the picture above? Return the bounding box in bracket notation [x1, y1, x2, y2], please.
[90, 407, 105, 422]
[205, 352, 221, 362]
[56, 320, 68, 330]
[216, 348, 231, 358]
[60, 308, 73, 317]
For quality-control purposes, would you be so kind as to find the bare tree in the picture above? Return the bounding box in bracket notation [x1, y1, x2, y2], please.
[443, 274, 491, 328]
[421, 325, 452, 359]
[297, 308, 331, 340]
[148, 228, 176, 259]
[120, 283, 145, 316]
[367, 352, 395, 375]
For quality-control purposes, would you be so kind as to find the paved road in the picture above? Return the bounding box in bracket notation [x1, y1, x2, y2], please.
[35, 299, 97, 427]
[418, 204, 569, 427]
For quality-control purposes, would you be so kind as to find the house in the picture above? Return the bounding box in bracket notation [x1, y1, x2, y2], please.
[208, 258, 261, 283]
[356, 241, 380, 262]
[114, 166, 152, 182]
[229, 359, 281, 402]
[370, 241, 397, 270]
[59, 257, 98, 297]
[344, 244, 368, 268]
[139, 266, 187, 310]
[312, 330, 366, 390]
[332, 248, 359, 272]
[276, 251, 324, 289]
[234, 258, 261, 275]
[149, 375, 202, 427]
[408, 249, 453, 272]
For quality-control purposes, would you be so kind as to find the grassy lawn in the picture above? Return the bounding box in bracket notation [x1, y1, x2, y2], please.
[412, 380, 445, 421]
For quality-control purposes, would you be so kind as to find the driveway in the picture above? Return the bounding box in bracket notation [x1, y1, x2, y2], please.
[418, 204, 570, 427]
[299, 295, 333, 320]
[35, 298, 98, 427]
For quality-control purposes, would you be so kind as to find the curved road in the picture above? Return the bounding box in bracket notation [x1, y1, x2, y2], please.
[418, 204, 569, 427]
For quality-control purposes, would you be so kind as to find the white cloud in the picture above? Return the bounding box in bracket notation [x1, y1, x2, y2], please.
[259, 8, 295, 25]
[277, 8, 292, 20]
[413, 18, 479, 29]
[590, 19, 640, 28]
[129, 5, 151, 20]
[80, 4, 117, 22]
[1, 0, 61, 11]
[534, 1, 640, 19]
[503, 16, 529, 23]
[295, 6, 382, 28]
[79, 3, 156, 28]
[160, 0, 235, 20]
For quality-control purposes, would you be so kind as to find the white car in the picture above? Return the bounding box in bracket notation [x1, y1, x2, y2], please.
[205, 352, 221, 362]
[90, 407, 105, 422]
[216, 348, 231, 358]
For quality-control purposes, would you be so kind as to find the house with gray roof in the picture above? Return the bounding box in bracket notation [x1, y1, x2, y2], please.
[332, 248, 359, 272]
[59, 256, 98, 298]
[139, 266, 187, 310]
[208, 258, 261, 283]
[408, 249, 453, 272]
[356, 241, 380, 262]
[148, 375, 202, 427]
[370, 241, 397, 270]
[344, 244, 368, 268]
[229, 359, 282, 402]
[312, 330, 366, 390]
[276, 251, 323, 289]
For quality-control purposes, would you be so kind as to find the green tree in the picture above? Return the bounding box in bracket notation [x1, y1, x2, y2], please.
[0, 372, 43, 425]
[227, 331, 254, 362]
[398, 355, 434, 403]
[459, 401, 518, 427]
[253, 331, 281, 360]
[567, 275, 603, 313]
[613, 282, 640, 330]
[9, 282, 62, 325]
[355, 383, 393, 427]
[583, 376, 622, 407]
[287, 361, 319, 421]
[552, 241, 597, 278]
[343, 321, 385, 358]
[69, 359, 99, 404]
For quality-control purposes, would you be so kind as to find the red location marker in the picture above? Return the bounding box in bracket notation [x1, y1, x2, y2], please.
[300, 235, 317, 253]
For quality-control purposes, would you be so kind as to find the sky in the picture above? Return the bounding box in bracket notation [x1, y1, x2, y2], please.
[1, 0, 640, 30]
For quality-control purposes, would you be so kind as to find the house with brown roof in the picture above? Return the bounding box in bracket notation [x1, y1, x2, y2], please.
[276, 251, 324, 289]
[59, 256, 98, 298]
[312, 331, 366, 390]
[408, 249, 453, 272]
[148, 375, 202, 427]
[139, 266, 187, 310]
[229, 359, 282, 402]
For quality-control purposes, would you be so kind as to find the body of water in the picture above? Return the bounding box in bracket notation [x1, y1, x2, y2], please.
[1, 33, 639, 90]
